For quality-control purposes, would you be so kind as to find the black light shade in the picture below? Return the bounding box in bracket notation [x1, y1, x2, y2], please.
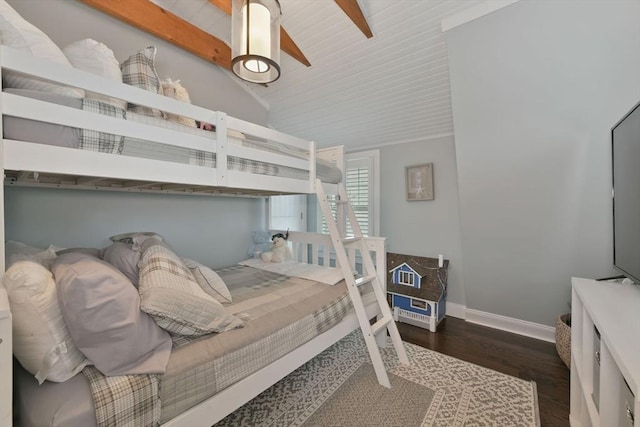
[231, 0, 281, 84]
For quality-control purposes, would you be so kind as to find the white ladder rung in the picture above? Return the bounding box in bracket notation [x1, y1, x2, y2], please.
[354, 274, 377, 287]
[341, 237, 362, 247]
[371, 315, 393, 336]
[316, 178, 409, 389]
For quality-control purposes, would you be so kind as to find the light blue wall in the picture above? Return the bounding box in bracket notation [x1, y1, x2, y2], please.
[4, 0, 270, 266]
[447, 0, 640, 325]
[5, 187, 265, 268]
[379, 136, 466, 307]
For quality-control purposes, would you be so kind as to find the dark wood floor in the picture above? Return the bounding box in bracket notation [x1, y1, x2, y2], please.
[397, 317, 570, 427]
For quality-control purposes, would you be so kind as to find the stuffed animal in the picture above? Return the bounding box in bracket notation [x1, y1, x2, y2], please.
[160, 78, 197, 128]
[197, 121, 215, 131]
[247, 230, 272, 258]
[261, 230, 291, 263]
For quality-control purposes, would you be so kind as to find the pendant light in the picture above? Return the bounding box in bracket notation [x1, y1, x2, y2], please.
[231, 0, 281, 84]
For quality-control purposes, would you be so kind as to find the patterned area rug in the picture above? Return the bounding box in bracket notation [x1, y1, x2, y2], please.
[215, 331, 540, 426]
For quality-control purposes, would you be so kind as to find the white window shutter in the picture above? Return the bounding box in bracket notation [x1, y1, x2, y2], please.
[320, 150, 379, 237]
[323, 165, 370, 236]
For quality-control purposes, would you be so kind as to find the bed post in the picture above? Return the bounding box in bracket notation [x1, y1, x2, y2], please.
[215, 111, 227, 187]
[0, 50, 13, 426]
[0, 49, 5, 274]
[309, 140, 316, 193]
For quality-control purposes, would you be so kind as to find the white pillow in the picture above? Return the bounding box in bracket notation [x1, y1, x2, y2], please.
[0, 0, 83, 98]
[5, 240, 57, 269]
[3, 260, 88, 384]
[63, 38, 126, 110]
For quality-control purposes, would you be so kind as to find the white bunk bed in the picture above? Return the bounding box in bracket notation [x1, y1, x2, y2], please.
[0, 46, 388, 426]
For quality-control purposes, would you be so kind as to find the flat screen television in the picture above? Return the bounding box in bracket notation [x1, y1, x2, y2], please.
[612, 100, 640, 284]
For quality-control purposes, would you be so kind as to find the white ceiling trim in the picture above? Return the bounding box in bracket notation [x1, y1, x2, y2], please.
[441, 0, 522, 32]
[346, 132, 456, 153]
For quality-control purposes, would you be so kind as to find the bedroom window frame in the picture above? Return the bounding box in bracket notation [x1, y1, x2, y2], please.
[319, 149, 380, 237]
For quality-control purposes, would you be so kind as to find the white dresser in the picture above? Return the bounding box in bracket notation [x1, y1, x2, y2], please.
[570, 277, 639, 426]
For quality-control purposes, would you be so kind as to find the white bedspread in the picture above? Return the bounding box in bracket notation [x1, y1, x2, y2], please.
[238, 258, 344, 286]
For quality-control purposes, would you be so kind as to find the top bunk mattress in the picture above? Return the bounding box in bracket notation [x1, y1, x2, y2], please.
[2, 88, 342, 186]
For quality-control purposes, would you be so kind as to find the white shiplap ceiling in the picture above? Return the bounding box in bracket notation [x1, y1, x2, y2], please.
[152, 0, 484, 150]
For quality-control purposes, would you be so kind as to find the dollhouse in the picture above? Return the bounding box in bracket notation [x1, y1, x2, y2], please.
[386, 253, 449, 332]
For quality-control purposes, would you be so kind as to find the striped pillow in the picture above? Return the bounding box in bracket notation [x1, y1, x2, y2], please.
[138, 244, 244, 336]
[182, 258, 232, 304]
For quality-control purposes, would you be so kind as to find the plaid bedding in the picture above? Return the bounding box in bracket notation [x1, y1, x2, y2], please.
[123, 112, 313, 180]
[83, 366, 160, 427]
[74, 104, 337, 182]
[159, 265, 370, 423]
[80, 99, 125, 154]
[187, 150, 281, 176]
[79, 265, 367, 426]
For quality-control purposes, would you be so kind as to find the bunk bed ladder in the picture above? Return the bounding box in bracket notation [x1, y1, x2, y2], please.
[316, 180, 409, 388]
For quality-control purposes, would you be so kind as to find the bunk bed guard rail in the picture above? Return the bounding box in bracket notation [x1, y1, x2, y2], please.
[0, 46, 324, 195]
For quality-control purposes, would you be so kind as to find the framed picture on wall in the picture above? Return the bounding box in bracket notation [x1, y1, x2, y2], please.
[406, 163, 434, 201]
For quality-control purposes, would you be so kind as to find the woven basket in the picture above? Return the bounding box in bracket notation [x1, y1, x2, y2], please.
[555, 313, 571, 369]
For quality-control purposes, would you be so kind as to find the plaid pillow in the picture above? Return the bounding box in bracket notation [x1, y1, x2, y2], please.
[120, 46, 163, 117]
[138, 245, 244, 336]
[181, 258, 232, 304]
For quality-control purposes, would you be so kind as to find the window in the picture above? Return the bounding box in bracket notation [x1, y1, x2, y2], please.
[398, 271, 414, 286]
[411, 299, 427, 309]
[268, 194, 307, 232]
[320, 150, 379, 237]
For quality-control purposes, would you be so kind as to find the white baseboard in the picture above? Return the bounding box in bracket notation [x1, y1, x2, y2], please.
[445, 302, 467, 320]
[445, 302, 555, 343]
[465, 308, 556, 343]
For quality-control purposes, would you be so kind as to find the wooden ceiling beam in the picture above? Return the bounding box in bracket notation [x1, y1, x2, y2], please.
[78, 0, 232, 69]
[279, 27, 310, 67]
[208, 0, 311, 67]
[334, 0, 373, 38]
[209, 0, 232, 15]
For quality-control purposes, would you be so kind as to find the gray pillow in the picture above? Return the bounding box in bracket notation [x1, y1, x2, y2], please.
[110, 231, 164, 245]
[100, 242, 141, 286]
[56, 247, 101, 258]
[52, 252, 172, 376]
[138, 244, 244, 336]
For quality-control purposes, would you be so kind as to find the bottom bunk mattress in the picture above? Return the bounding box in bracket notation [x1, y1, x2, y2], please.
[14, 264, 370, 427]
